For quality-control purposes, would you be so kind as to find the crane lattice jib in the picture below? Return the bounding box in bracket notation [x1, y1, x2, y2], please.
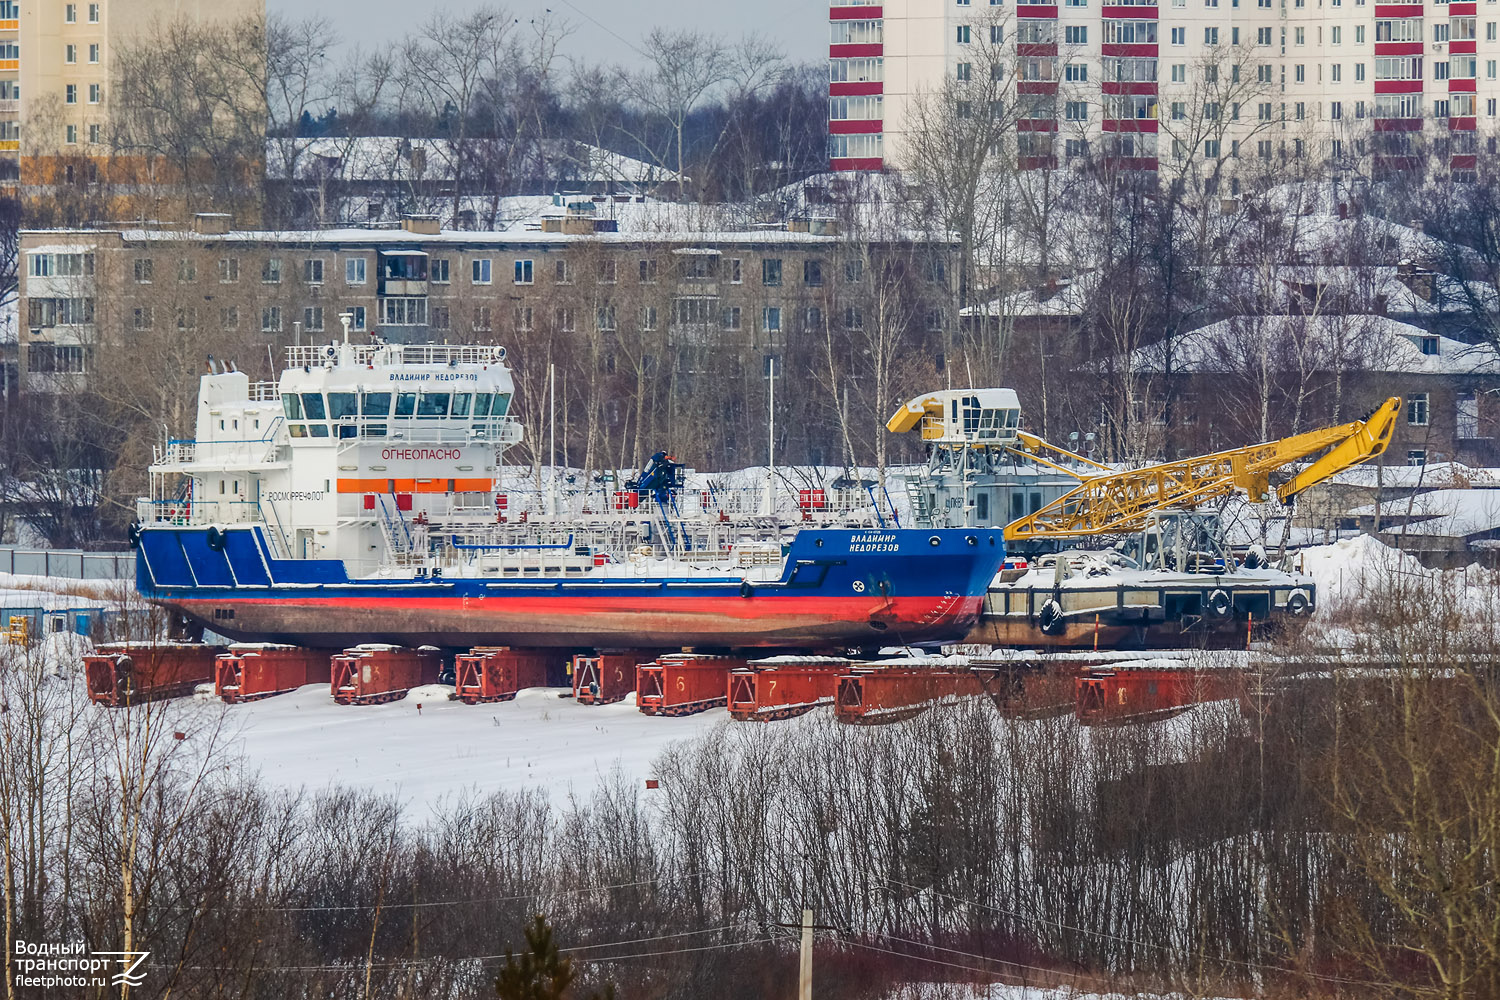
[1004, 397, 1402, 542]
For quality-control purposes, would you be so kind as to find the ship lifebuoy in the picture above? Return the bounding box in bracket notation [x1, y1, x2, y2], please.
[1037, 598, 1067, 636]
[127, 522, 141, 549]
[206, 526, 226, 551]
[1207, 588, 1233, 619]
[1286, 590, 1311, 616]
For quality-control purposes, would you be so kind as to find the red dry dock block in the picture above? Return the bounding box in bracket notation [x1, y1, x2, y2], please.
[637, 654, 743, 717]
[1075, 667, 1243, 726]
[834, 668, 992, 725]
[453, 647, 554, 704]
[84, 642, 225, 707]
[330, 646, 441, 705]
[727, 661, 850, 721]
[216, 646, 331, 704]
[573, 651, 655, 705]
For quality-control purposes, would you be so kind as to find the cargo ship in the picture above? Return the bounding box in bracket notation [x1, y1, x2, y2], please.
[131, 338, 1004, 652]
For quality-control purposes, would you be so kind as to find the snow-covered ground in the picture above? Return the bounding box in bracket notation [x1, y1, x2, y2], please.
[216, 683, 725, 819]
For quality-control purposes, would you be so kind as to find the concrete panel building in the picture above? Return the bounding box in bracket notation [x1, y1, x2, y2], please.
[830, 0, 1500, 175]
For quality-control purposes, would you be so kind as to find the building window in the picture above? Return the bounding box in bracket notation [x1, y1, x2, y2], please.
[1064, 25, 1086, 43]
[64, 124, 77, 144]
[1419, 335, 1440, 356]
[513, 259, 533, 284]
[1406, 450, 1427, 466]
[729, 258, 742, 284]
[65, 3, 76, 20]
[218, 258, 239, 283]
[762, 258, 783, 285]
[88, 83, 101, 103]
[472, 258, 492, 284]
[88, 2, 98, 21]
[762, 306, 781, 332]
[956, 62, 971, 81]
[844, 257, 864, 283]
[844, 306, 865, 330]
[1171, 64, 1186, 82]
[596, 305, 617, 331]
[297, 306, 321, 332]
[991, 25, 1003, 43]
[598, 259, 617, 283]
[65, 84, 77, 105]
[88, 43, 98, 63]
[1332, 64, 1342, 82]
[382, 297, 428, 326]
[261, 307, 281, 332]
[65, 44, 76, 63]
[514, 305, 533, 332]
[638, 258, 657, 283]
[1205, 27, 1218, 44]
[431, 258, 450, 283]
[177, 258, 196, 282]
[1171, 26, 1185, 44]
[345, 258, 366, 284]
[804, 259, 824, 286]
[721, 306, 742, 331]
[957, 24, 971, 42]
[220, 306, 239, 330]
[1064, 62, 1087, 81]
[431, 306, 451, 330]
[1457, 393, 1481, 438]
[556, 259, 571, 283]
[1065, 100, 1088, 120]
[262, 258, 282, 284]
[303, 258, 324, 284]
[638, 307, 655, 332]
[473, 306, 492, 332]
[1407, 393, 1429, 426]
[133, 258, 152, 283]
[87, 124, 100, 144]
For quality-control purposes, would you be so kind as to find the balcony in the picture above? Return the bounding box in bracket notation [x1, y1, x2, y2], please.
[0, 99, 17, 116]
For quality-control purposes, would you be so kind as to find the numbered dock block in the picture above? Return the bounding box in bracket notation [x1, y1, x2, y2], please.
[572, 651, 655, 705]
[637, 654, 742, 717]
[727, 660, 851, 721]
[84, 642, 225, 707]
[331, 646, 441, 705]
[454, 647, 554, 704]
[216, 646, 331, 704]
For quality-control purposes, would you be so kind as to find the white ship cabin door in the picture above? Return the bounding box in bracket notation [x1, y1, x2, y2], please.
[296, 528, 314, 559]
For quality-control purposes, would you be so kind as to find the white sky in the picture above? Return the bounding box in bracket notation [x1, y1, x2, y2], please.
[272, 0, 826, 69]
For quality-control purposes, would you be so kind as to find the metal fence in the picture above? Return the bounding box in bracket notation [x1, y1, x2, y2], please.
[0, 546, 134, 580]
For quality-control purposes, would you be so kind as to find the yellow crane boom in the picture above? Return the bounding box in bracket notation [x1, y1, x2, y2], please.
[1004, 397, 1401, 542]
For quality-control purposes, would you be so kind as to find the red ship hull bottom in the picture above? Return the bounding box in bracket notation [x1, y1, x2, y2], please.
[170, 593, 984, 652]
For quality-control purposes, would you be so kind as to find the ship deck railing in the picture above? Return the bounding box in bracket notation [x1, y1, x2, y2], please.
[285, 343, 505, 369]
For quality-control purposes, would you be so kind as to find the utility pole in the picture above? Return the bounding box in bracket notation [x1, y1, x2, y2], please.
[798, 908, 812, 1000]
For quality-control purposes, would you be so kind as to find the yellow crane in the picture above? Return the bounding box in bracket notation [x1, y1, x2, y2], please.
[886, 390, 1402, 542]
[1005, 397, 1402, 541]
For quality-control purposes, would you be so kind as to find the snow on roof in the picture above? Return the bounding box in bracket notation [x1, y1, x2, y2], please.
[1126, 314, 1500, 377]
[265, 136, 667, 187]
[1326, 462, 1500, 490]
[1350, 488, 1500, 537]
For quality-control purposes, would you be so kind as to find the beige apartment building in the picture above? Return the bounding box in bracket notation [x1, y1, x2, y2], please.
[0, 0, 262, 183]
[16, 213, 959, 397]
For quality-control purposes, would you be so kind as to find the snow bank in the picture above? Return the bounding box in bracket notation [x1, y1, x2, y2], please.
[1296, 533, 1426, 612]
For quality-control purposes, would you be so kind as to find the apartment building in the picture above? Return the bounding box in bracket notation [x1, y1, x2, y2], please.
[0, 0, 261, 181]
[16, 213, 958, 394]
[830, 0, 1500, 174]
